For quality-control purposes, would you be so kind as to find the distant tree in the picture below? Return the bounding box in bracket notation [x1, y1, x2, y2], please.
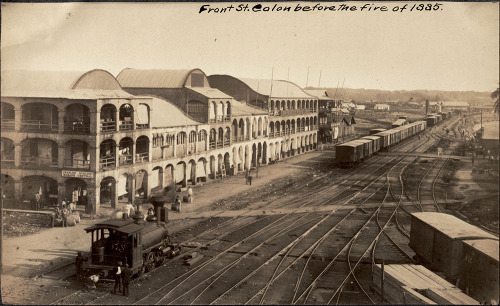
[492, 87, 499, 114]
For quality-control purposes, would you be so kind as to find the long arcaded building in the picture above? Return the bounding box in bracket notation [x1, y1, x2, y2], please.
[1, 68, 318, 214]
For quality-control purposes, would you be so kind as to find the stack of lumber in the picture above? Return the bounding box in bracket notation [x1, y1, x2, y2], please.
[372, 264, 479, 305]
[183, 252, 203, 266]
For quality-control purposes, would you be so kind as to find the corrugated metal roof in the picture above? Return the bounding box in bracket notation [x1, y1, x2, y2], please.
[117, 68, 199, 89]
[231, 100, 268, 116]
[412, 212, 498, 240]
[304, 89, 329, 99]
[1, 70, 134, 99]
[149, 96, 202, 127]
[187, 87, 233, 99]
[463, 239, 499, 261]
[238, 78, 314, 99]
[393, 119, 407, 125]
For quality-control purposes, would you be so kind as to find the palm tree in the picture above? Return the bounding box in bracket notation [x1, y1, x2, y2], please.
[492, 87, 499, 114]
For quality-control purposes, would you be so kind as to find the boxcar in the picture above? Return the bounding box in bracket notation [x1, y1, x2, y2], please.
[336, 142, 359, 167]
[426, 116, 437, 127]
[409, 212, 497, 281]
[361, 136, 381, 154]
[370, 128, 386, 135]
[459, 239, 499, 304]
[356, 138, 373, 158]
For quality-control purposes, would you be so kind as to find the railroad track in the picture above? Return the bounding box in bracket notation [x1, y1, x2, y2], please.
[44, 127, 445, 305]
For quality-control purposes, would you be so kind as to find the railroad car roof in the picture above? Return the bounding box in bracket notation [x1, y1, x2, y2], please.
[362, 136, 380, 140]
[85, 218, 145, 234]
[463, 239, 499, 261]
[411, 212, 498, 240]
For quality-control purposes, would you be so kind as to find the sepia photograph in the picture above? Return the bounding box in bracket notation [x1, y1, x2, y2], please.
[1, 1, 499, 304]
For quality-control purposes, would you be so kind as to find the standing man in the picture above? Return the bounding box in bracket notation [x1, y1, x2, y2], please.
[112, 261, 122, 294]
[245, 169, 249, 185]
[61, 204, 69, 227]
[122, 263, 131, 297]
[75, 252, 87, 285]
[175, 196, 182, 212]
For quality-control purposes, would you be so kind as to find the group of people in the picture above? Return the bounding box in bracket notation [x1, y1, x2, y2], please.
[55, 198, 76, 227]
[112, 261, 132, 296]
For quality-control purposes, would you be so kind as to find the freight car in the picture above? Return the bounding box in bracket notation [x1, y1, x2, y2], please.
[84, 208, 180, 278]
[336, 120, 427, 167]
[369, 128, 386, 135]
[459, 239, 499, 304]
[409, 212, 498, 282]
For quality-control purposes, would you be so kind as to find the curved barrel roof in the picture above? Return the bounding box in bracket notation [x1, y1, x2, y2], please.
[117, 68, 204, 89]
[239, 78, 315, 99]
[1, 69, 133, 99]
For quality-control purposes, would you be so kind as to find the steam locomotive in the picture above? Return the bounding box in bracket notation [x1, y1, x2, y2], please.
[84, 205, 180, 277]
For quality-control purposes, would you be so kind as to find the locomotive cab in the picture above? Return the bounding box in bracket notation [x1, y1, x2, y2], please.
[85, 211, 175, 277]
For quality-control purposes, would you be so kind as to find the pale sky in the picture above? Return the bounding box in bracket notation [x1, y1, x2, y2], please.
[1, 2, 499, 92]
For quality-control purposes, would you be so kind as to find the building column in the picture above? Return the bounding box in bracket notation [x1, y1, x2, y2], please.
[128, 174, 136, 204]
[90, 110, 100, 134]
[131, 141, 136, 165]
[14, 143, 22, 167]
[14, 108, 22, 131]
[58, 182, 65, 205]
[58, 145, 65, 168]
[14, 179, 22, 203]
[115, 108, 120, 132]
[148, 136, 153, 161]
[58, 109, 65, 133]
[115, 143, 120, 168]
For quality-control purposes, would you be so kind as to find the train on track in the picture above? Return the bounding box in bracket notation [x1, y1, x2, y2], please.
[409, 212, 499, 304]
[84, 206, 180, 278]
[336, 112, 453, 168]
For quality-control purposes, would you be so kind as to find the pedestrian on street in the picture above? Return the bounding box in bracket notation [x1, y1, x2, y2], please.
[175, 196, 182, 212]
[122, 264, 131, 297]
[75, 252, 87, 285]
[248, 174, 253, 186]
[61, 204, 69, 227]
[112, 261, 122, 294]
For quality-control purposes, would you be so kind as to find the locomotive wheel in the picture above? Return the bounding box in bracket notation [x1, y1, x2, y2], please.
[155, 252, 165, 267]
[145, 252, 156, 272]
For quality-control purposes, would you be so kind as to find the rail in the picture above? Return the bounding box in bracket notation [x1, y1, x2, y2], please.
[136, 152, 149, 163]
[22, 157, 58, 167]
[100, 120, 116, 132]
[21, 120, 58, 131]
[100, 156, 115, 169]
[119, 120, 133, 130]
[64, 159, 90, 169]
[1, 119, 15, 130]
[65, 121, 90, 134]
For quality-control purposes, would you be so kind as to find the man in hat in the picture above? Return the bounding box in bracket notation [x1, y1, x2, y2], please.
[112, 261, 122, 294]
[122, 263, 131, 297]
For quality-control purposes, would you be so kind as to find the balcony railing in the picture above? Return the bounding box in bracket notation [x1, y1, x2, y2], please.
[209, 141, 216, 149]
[136, 123, 149, 130]
[64, 159, 90, 169]
[119, 155, 133, 165]
[237, 136, 244, 142]
[100, 156, 115, 169]
[269, 132, 274, 138]
[1, 119, 15, 130]
[65, 121, 90, 134]
[101, 120, 116, 132]
[209, 118, 216, 123]
[223, 116, 230, 122]
[271, 109, 313, 117]
[223, 138, 230, 146]
[216, 140, 223, 148]
[22, 120, 58, 131]
[136, 152, 149, 163]
[119, 120, 133, 130]
[21, 157, 58, 168]
[1, 158, 15, 166]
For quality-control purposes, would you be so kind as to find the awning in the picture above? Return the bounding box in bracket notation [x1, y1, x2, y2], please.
[136, 104, 149, 125]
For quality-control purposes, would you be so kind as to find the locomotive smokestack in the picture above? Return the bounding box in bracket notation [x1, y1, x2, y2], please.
[425, 99, 429, 115]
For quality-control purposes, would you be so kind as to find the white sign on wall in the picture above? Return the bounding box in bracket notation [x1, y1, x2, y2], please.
[62, 170, 94, 179]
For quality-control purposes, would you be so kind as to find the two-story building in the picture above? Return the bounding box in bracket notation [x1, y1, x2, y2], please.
[208, 75, 318, 162]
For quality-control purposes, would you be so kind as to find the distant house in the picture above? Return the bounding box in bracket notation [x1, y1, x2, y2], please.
[374, 104, 390, 111]
[344, 102, 356, 109]
[429, 101, 469, 113]
[355, 105, 365, 110]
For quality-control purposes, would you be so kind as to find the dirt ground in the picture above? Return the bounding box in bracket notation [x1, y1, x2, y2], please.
[1, 149, 331, 305]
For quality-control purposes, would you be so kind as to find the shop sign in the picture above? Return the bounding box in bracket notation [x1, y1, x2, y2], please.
[62, 170, 94, 179]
